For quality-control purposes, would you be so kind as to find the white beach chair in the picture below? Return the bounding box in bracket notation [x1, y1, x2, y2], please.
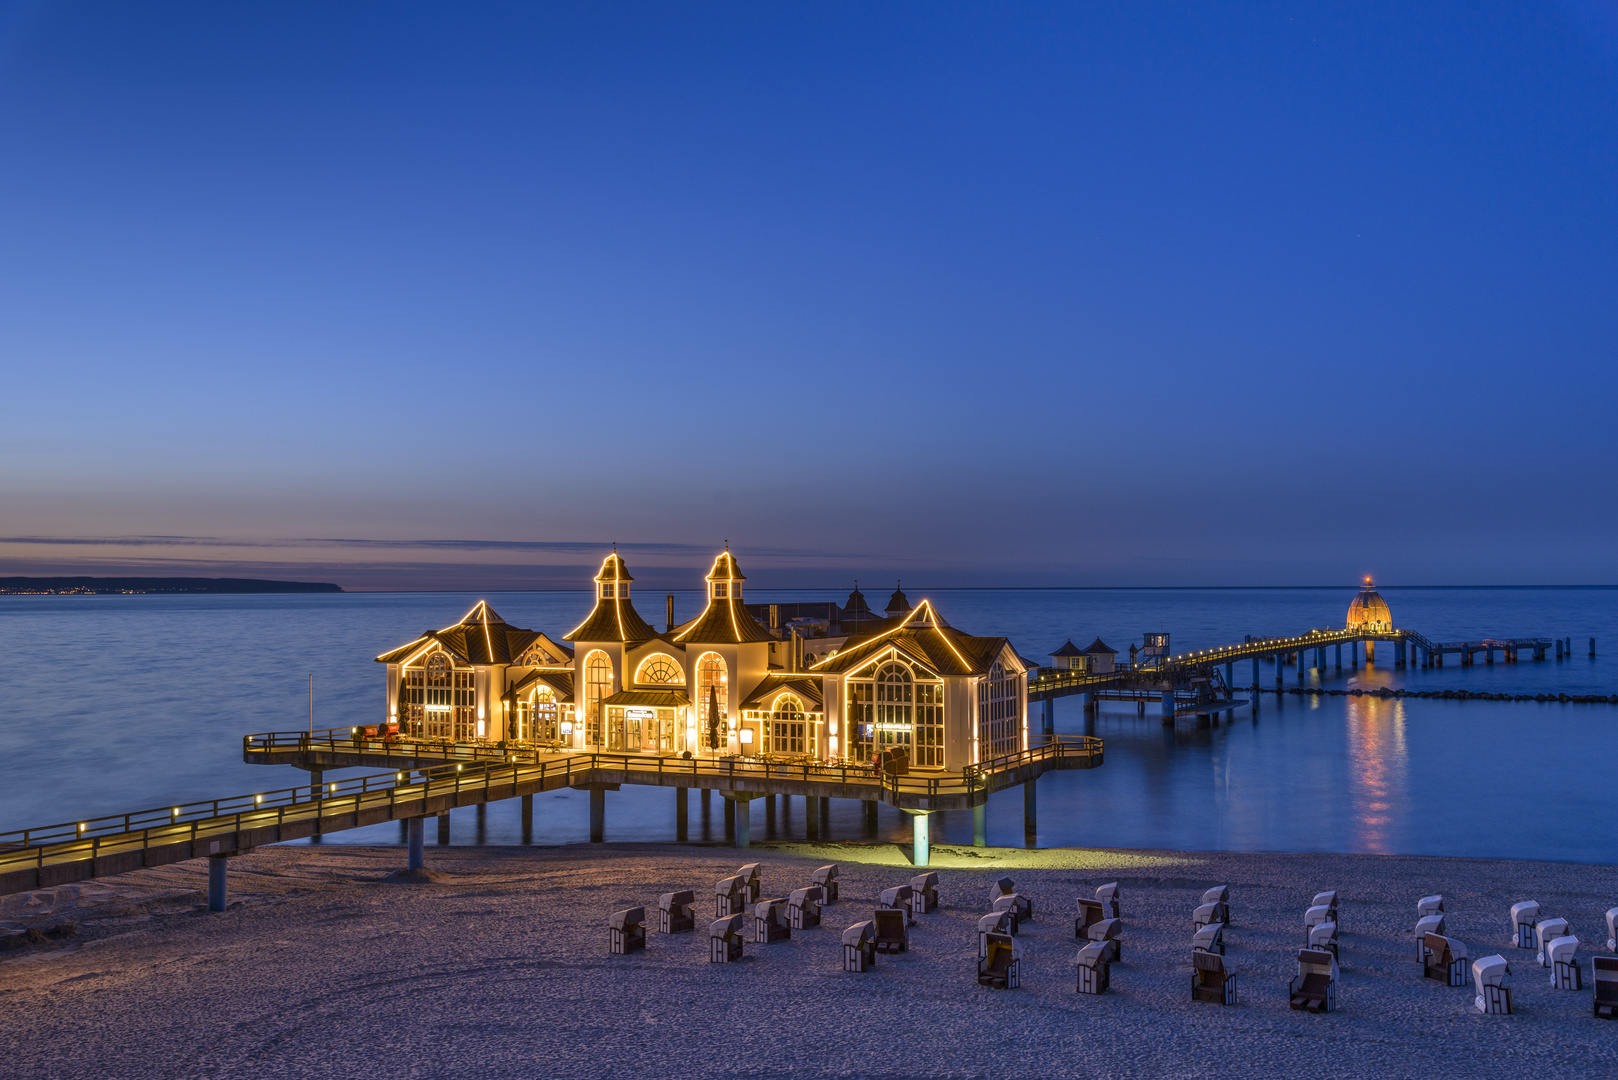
[788, 886, 823, 930]
[978, 931, 1020, 989]
[1088, 917, 1123, 963]
[1510, 900, 1541, 949]
[1191, 949, 1237, 1005]
[811, 864, 839, 904]
[1312, 890, 1339, 925]
[1594, 955, 1618, 1018]
[1075, 897, 1104, 939]
[709, 913, 746, 963]
[879, 885, 915, 926]
[1304, 904, 1334, 942]
[1096, 882, 1121, 920]
[657, 890, 695, 934]
[1193, 902, 1222, 931]
[1423, 933, 1468, 986]
[1193, 921, 1225, 956]
[736, 863, 762, 903]
[992, 892, 1031, 931]
[1606, 907, 1618, 953]
[715, 875, 747, 917]
[1417, 894, 1444, 919]
[1289, 948, 1339, 1013]
[1536, 917, 1570, 967]
[979, 911, 1013, 957]
[1472, 954, 1512, 1014]
[842, 920, 875, 972]
[1077, 940, 1111, 994]
[608, 907, 647, 955]
[1201, 885, 1231, 926]
[1308, 920, 1338, 958]
[751, 897, 791, 944]
[909, 872, 939, 915]
[1415, 913, 1445, 962]
[1549, 935, 1582, 990]
[989, 876, 1016, 908]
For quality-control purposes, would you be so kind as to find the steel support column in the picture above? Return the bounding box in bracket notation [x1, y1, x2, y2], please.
[589, 788, 605, 843]
[407, 816, 424, 870]
[675, 787, 688, 842]
[208, 855, 228, 912]
[910, 811, 931, 867]
[973, 802, 987, 847]
[1023, 780, 1037, 839]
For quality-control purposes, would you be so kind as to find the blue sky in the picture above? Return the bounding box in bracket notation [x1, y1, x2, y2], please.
[2, 2, 1615, 589]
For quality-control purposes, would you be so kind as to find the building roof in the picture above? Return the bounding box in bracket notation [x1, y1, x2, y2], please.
[1049, 639, 1086, 658]
[673, 599, 774, 644]
[810, 600, 1018, 678]
[601, 688, 692, 708]
[885, 584, 911, 615]
[374, 601, 544, 666]
[566, 553, 658, 643]
[845, 587, 872, 614]
[594, 552, 633, 583]
[705, 549, 746, 582]
[509, 668, 575, 703]
[742, 675, 825, 710]
[1083, 637, 1117, 655]
[1346, 578, 1392, 629]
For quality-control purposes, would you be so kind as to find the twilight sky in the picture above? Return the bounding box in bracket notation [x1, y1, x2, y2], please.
[2, 2, 1616, 589]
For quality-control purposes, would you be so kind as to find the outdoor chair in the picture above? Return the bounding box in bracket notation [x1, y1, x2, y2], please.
[843, 920, 876, 972]
[980, 911, 1013, 957]
[1511, 900, 1541, 949]
[1607, 907, 1618, 953]
[709, 913, 746, 963]
[879, 885, 916, 926]
[1201, 885, 1231, 926]
[1193, 902, 1223, 932]
[1536, 918, 1571, 967]
[1417, 894, 1444, 919]
[909, 872, 939, 915]
[715, 875, 747, 917]
[989, 877, 1016, 908]
[1096, 881, 1121, 920]
[978, 931, 1020, 989]
[1193, 921, 1225, 957]
[992, 893, 1027, 933]
[812, 864, 840, 904]
[1472, 954, 1512, 1014]
[1191, 949, 1237, 1005]
[1088, 917, 1123, 963]
[1415, 914, 1445, 962]
[752, 897, 791, 944]
[608, 907, 647, 955]
[1593, 955, 1618, 1018]
[657, 890, 695, 935]
[1077, 940, 1111, 994]
[1549, 935, 1582, 990]
[1312, 890, 1339, 927]
[1289, 948, 1338, 1013]
[1075, 898, 1104, 940]
[788, 886, 823, 930]
[1304, 904, 1334, 943]
[1423, 932, 1469, 986]
[1308, 920, 1339, 958]
[737, 863, 763, 902]
[872, 907, 908, 954]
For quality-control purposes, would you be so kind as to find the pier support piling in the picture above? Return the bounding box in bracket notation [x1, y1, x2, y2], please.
[1160, 689, 1175, 718]
[475, 802, 486, 844]
[732, 796, 753, 849]
[1040, 698, 1055, 735]
[1023, 780, 1037, 842]
[437, 812, 450, 845]
[973, 802, 987, 848]
[675, 787, 688, 842]
[1336, 644, 1342, 671]
[724, 796, 735, 839]
[207, 855, 229, 912]
[407, 816, 424, 870]
[910, 811, 931, 867]
[805, 795, 818, 840]
[521, 794, 533, 844]
[1251, 657, 1260, 688]
[863, 799, 878, 837]
[589, 788, 605, 843]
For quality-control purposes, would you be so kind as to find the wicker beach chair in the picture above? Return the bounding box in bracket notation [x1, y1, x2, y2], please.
[1536, 918, 1571, 967]
[1417, 894, 1444, 919]
[843, 920, 876, 972]
[788, 886, 823, 930]
[1088, 917, 1123, 963]
[1075, 898, 1104, 940]
[1511, 900, 1541, 949]
[879, 885, 916, 927]
[715, 875, 747, 917]
[1593, 956, 1618, 1018]
[1423, 933, 1469, 986]
[1289, 948, 1338, 1012]
[657, 890, 695, 934]
[1472, 954, 1512, 1014]
[709, 913, 746, 963]
[989, 876, 1015, 907]
[1076, 940, 1111, 994]
[812, 864, 840, 904]
[909, 872, 939, 916]
[1606, 907, 1618, 953]
[1312, 890, 1338, 928]
[1549, 935, 1582, 990]
[1193, 921, 1225, 956]
[1308, 920, 1338, 958]
[737, 863, 763, 903]
[978, 932, 1019, 989]
[751, 897, 791, 944]
[1415, 914, 1445, 962]
[992, 893, 1026, 934]
[1201, 885, 1231, 926]
[1192, 949, 1237, 1005]
[1096, 882, 1121, 920]
[980, 911, 1013, 957]
[1304, 904, 1334, 943]
[872, 907, 908, 954]
[1193, 902, 1223, 932]
[608, 907, 647, 955]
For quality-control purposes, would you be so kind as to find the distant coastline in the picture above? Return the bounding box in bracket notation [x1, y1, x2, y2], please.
[0, 576, 343, 595]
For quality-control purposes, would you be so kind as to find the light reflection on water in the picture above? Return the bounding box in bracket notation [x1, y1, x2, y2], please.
[1346, 697, 1407, 852]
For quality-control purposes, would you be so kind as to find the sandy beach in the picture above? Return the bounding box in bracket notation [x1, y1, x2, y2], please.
[2, 841, 1615, 1079]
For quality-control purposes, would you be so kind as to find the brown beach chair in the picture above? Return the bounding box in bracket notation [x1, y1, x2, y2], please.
[709, 913, 745, 963]
[909, 872, 939, 915]
[1192, 949, 1237, 1005]
[1076, 940, 1110, 995]
[1423, 933, 1469, 986]
[788, 886, 823, 930]
[1593, 956, 1618, 1019]
[843, 920, 876, 972]
[811, 864, 840, 904]
[873, 907, 908, 954]
[1288, 948, 1338, 1012]
[608, 907, 646, 955]
[657, 890, 695, 934]
[978, 932, 1019, 989]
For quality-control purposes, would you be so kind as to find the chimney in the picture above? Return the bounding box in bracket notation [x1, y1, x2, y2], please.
[770, 604, 779, 631]
[789, 628, 801, 673]
[666, 594, 675, 634]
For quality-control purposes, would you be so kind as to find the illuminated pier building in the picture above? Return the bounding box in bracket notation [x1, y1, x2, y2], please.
[377, 550, 1030, 769]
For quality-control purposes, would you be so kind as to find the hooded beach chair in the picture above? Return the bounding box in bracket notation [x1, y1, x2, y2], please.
[1472, 954, 1512, 1014]
[1415, 914, 1445, 962]
[1536, 917, 1570, 967]
[842, 920, 876, 972]
[989, 877, 1033, 921]
[1304, 904, 1334, 944]
[752, 897, 791, 944]
[1201, 885, 1230, 926]
[1191, 949, 1237, 1005]
[1607, 907, 1618, 953]
[992, 892, 1027, 933]
[872, 907, 908, 954]
[1193, 921, 1225, 957]
[1075, 898, 1104, 940]
[1096, 882, 1121, 920]
[978, 931, 1019, 989]
[1549, 935, 1582, 990]
[737, 863, 762, 903]
[709, 913, 746, 963]
[1312, 890, 1338, 928]
[608, 907, 647, 955]
[989, 876, 1015, 907]
[980, 911, 1013, 957]
[811, 864, 839, 904]
[1077, 940, 1111, 994]
[1308, 920, 1339, 958]
[1193, 903, 1223, 932]
[1593, 955, 1618, 1018]
[879, 885, 915, 926]
[715, 875, 747, 917]
[788, 886, 823, 930]
[1423, 933, 1468, 986]
[1511, 900, 1541, 950]
[909, 872, 939, 915]
[1417, 894, 1444, 919]
[657, 890, 695, 935]
[1088, 917, 1123, 963]
[1289, 948, 1339, 1012]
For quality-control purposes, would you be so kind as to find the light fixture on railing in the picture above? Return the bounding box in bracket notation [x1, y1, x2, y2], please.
[255, 795, 262, 804]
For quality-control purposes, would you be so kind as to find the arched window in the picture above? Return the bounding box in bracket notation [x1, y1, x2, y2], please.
[977, 661, 1020, 761]
[875, 662, 914, 756]
[768, 693, 806, 754]
[696, 652, 728, 751]
[635, 654, 685, 685]
[409, 651, 474, 741]
[585, 651, 612, 748]
[514, 685, 558, 742]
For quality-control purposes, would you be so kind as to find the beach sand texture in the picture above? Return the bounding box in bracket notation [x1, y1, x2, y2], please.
[2, 841, 1615, 1079]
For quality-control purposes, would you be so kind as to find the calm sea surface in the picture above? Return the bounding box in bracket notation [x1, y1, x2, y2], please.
[2, 587, 1614, 863]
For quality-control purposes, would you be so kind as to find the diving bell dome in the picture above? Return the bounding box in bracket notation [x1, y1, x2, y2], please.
[1346, 577, 1392, 633]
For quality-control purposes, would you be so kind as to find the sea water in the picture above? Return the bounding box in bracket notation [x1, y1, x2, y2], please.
[1, 587, 1613, 862]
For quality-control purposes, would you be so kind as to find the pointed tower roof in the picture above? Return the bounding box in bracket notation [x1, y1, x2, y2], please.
[885, 581, 911, 617]
[566, 551, 657, 643]
[1082, 637, 1117, 655]
[845, 585, 872, 615]
[705, 549, 746, 583]
[375, 600, 543, 665]
[674, 549, 772, 644]
[1049, 639, 1086, 659]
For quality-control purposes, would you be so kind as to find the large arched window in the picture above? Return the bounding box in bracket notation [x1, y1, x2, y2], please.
[695, 652, 728, 751]
[407, 651, 474, 741]
[585, 651, 612, 748]
[875, 662, 913, 756]
[635, 654, 685, 685]
[514, 685, 559, 742]
[768, 693, 806, 754]
[977, 661, 1020, 761]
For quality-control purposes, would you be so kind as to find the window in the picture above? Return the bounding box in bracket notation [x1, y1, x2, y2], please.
[847, 680, 874, 761]
[915, 682, 944, 767]
[635, 654, 685, 685]
[695, 652, 728, 750]
[977, 661, 1020, 761]
[406, 652, 478, 741]
[713, 583, 727, 598]
[875, 662, 913, 755]
[513, 686, 558, 742]
[585, 651, 612, 748]
[768, 694, 806, 754]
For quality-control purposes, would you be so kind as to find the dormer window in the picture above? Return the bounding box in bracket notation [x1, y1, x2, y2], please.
[713, 583, 727, 598]
[601, 583, 619, 599]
